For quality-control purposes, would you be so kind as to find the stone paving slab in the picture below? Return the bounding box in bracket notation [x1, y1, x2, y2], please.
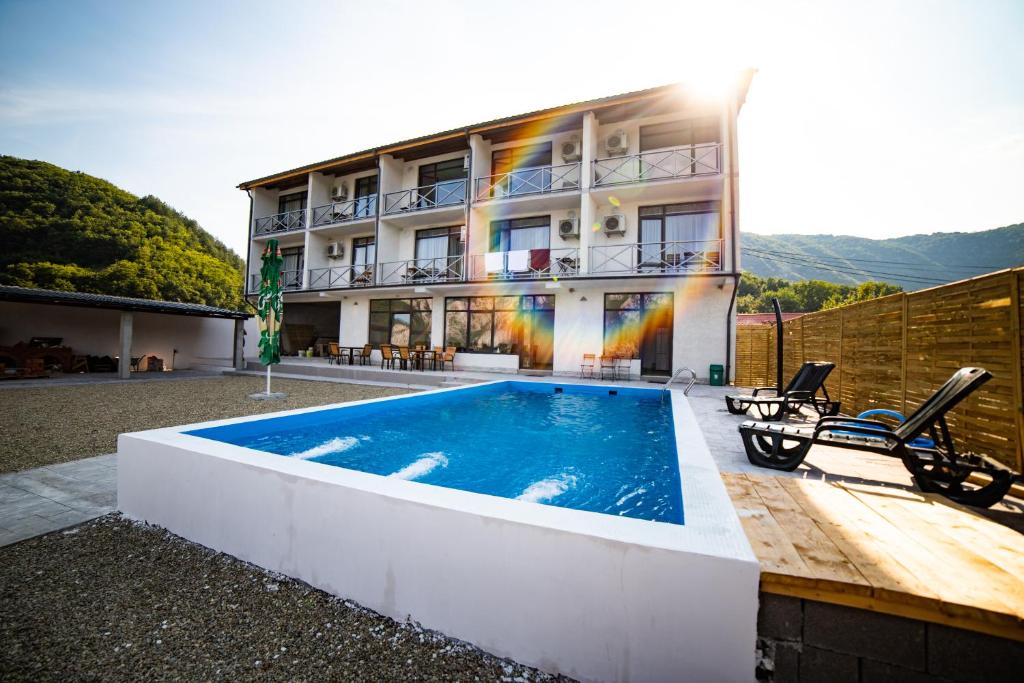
[0, 453, 116, 546]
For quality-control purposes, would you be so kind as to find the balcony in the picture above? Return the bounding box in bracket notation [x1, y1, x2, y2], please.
[468, 248, 580, 281]
[307, 265, 374, 289]
[382, 180, 467, 215]
[249, 269, 305, 292]
[377, 255, 465, 286]
[253, 208, 306, 236]
[310, 197, 377, 228]
[589, 240, 723, 275]
[474, 163, 581, 202]
[592, 143, 721, 187]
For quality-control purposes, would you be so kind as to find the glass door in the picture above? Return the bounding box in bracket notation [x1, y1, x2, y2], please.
[639, 293, 673, 375]
[519, 295, 555, 370]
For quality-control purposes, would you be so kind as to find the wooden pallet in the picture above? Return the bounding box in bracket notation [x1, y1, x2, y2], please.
[724, 472, 1024, 642]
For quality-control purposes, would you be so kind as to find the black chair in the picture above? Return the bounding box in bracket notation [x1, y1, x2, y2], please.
[738, 367, 1020, 508]
[725, 361, 840, 421]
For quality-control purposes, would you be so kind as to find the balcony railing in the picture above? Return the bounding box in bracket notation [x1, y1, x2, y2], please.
[383, 180, 467, 215]
[589, 240, 723, 274]
[307, 265, 374, 289]
[592, 143, 721, 187]
[468, 248, 580, 280]
[377, 255, 465, 285]
[253, 208, 306, 235]
[310, 196, 377, 227]
[249, 269, 305, 292]
[474, 162, 581, 201]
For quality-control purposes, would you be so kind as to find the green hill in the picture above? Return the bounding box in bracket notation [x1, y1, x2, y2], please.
[0, 156, 245, 309]
[742, 224, 1024, 291]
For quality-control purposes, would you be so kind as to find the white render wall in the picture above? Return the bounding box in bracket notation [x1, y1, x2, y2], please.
[0, 301, 243, 370]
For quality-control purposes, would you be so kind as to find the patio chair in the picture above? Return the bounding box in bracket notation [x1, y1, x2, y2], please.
[599, 356, 618, 380]
[357, 344, 372, 366]
[580, 353, 596, 379]
[437, 347, 455, 372]
[380, 344, 394, 370]
[327, 342, 342, 365]
[725, 361, 840, 421]
[396, 346, 412, 370]
[738, 367, 1020, 508]
[616, 357, 632, 379]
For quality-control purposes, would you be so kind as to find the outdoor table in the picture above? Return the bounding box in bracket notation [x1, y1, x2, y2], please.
[337, 346, 365, 366]
[411, 349, 435, 370]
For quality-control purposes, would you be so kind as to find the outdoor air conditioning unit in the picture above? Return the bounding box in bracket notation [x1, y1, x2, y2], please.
[326, 242, 345, 259]
[463, 153, 471, 169]
[560, 136, 582, 162]
[558, 213, 580, 239]
[602, 214, 626, 235]
[606, 129, 628, 155]
[331, 183, 348, 201]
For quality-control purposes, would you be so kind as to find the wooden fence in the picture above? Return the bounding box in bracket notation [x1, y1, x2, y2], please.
[734, 268, 1024, 470]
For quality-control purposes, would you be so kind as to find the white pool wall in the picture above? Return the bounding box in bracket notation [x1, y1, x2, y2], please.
[118, 381, 758, 683]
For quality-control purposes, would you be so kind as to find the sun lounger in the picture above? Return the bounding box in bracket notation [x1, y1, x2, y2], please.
[738, 367, 1020, 508]
[725, 361, 839, 420]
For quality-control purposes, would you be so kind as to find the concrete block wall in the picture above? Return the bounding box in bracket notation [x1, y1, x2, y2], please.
[756, 594, 1024, 683]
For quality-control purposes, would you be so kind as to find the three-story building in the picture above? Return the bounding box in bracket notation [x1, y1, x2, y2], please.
[240, 75, 752, 379]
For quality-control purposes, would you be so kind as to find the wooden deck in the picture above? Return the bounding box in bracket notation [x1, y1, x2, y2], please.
[723, 472, 1024, 642]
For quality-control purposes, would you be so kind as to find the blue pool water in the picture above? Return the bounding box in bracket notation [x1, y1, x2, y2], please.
[187, 382, 683, 524]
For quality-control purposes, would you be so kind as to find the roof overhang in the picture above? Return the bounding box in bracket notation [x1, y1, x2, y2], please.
[0, 286, 252, 320]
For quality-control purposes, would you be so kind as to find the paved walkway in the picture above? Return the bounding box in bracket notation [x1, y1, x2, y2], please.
[0, 454, 116, 546]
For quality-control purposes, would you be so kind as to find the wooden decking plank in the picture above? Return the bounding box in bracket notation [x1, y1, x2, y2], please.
[747, 476, 871, 587]
[721, 474, 814, 578]
[841, 483, 1024, 619]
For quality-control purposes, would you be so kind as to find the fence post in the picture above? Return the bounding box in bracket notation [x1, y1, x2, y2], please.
[837, 307, 844, 404]
[900, 293, 909, 416]
[1009, 269, 1023, 472]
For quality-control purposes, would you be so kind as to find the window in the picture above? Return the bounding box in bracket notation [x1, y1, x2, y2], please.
[414, 226, 463, 277]
[353, 175, 377, 217]
[278, 191, 307, 215]
[638, 202, 721, 268]
[417, 158, 467, 207]
[603, 292, 673, 359]
[491, 143, 553, 196]
[444, 295, 554, 353]
[369, 298, 432, 347]
[639, 117, 719, 152]
[352, 236, 375, 268]
[488, 216, 550, 252]
[280, 247, 304, 288]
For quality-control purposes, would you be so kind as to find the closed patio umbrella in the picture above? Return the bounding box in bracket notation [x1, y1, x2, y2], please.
[256, 239, 284, 396]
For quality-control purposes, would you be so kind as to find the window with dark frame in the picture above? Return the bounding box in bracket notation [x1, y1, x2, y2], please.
[490, 143, 554, 196]
[352, 236, 375, 279]
[638, 117, 719, 152]
[602, 292, 673, 359]
[280, 246, 304, 288]
[488, 216, 550, 252]
[637, 201, 722, 268]
[417, 158, 467, 207]
[277, 191, 307, 215]
[353, 175, 378, 217]
[414, 226, 463, 277]
[368, 298, 432, 348]
[444, 295, 554, 353]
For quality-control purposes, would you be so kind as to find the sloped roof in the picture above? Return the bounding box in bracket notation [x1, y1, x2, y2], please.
[0, 285, 251, 320]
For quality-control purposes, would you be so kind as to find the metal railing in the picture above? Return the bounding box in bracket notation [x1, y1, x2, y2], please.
[474, 162, 581, 201]
[383, 180, 467, 214]
[468, 248, 580, 280]
[310, 196, 377, 227]
[253, 208, 306, 235]
[377, 255, 464, 285]
[589, 240, 723, 274]
[592, 143, 721, 186]
[249, 269, 304, 292]
[307, 265, 375, 289]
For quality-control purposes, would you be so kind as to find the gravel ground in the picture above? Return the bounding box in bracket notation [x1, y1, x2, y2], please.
[0, 515, 570, 682]
[0, 376, 410, 474]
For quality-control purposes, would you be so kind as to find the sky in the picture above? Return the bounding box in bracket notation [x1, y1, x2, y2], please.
[1, 0, 1022, 256]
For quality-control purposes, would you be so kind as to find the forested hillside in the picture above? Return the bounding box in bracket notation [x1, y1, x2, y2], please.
[743, 224, 1023, 291]
[0, 156, 245, 309]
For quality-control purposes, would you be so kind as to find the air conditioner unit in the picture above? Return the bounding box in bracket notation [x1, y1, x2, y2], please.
[558, 215, 580, 239]
[560, 136, 582, 162]
[602, 214, 626, 235]
[331, 183, 348, 201]
[326, 242, 345, 259]
[606, 130, 628, 155]
[463, 153, 471, 169]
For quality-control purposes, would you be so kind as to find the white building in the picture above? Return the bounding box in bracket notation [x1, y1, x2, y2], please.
[240, 76, 753, 380]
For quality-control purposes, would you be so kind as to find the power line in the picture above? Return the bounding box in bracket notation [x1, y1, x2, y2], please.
[745, 246, 1002, 272]
[746, 251, 949, 286]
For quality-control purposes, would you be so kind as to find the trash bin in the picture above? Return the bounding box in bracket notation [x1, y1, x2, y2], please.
[709, 364, 724, 386]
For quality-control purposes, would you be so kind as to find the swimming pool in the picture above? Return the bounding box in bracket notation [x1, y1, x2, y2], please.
[186, 382, 683, 525]
[118, 380, 757, 682]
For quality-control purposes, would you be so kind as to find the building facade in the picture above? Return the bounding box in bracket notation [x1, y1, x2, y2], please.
[240, 77, 752, 379]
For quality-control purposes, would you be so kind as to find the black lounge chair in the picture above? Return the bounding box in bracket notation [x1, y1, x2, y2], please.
[725, 361, 840, 420]
[738, 367, 1020, 508]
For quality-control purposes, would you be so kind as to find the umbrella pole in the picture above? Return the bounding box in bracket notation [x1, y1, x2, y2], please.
[266, 365, 271, 395]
